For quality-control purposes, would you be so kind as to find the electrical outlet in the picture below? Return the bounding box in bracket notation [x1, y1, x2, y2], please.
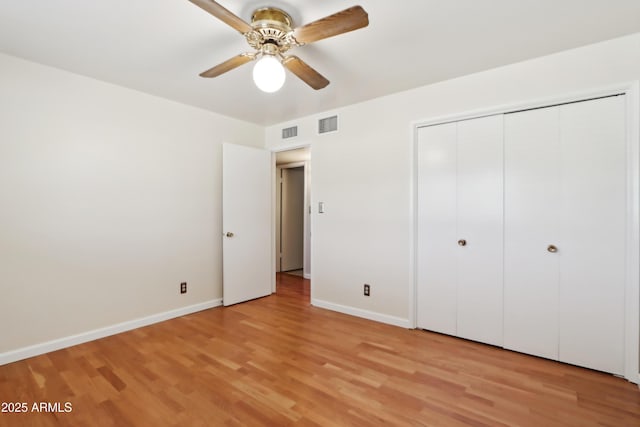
[364, 284, 370, 296]
[180, 282, 187, 294]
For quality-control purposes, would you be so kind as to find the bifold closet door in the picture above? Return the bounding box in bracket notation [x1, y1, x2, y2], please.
[416, 122, 457, 335]
[557, 96, 626, 375]
[504, 107, 561, 360]
[417, 116, 503, 346]
[456, 116, 503, 346]
[504, 95, 626, 375]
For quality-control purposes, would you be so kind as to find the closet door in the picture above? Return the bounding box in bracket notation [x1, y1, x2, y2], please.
[456, 115, 504, 346]
[416, 123, 457, 334]
[504, 107, 561, 360]
[417, 116, 504, 344]
[504, 96, 626, 374]
[558, 96, 626, 375]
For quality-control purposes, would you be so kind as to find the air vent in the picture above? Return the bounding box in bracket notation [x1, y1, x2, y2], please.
[318, 115, 338, 134]
[282, 126, 298, 139]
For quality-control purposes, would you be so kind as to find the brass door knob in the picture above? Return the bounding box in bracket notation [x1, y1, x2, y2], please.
[547, 244, 557, 253]
[457, 239, 467, 247]
[226, 232, 234, 238]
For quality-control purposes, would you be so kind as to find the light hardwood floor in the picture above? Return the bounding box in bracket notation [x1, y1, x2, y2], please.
[1, 273, 639, 426]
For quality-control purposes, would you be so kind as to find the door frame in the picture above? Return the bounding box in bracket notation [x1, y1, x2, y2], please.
[270, 143, 312, 293]
[277, 162, 306, 273]
[410, 81, 640, 383]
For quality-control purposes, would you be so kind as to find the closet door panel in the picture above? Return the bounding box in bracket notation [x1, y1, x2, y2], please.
[417, 123, 458, 334]
[504, 107, 561, 360]
[456, 115, 504, 346]
[558, 96, 626, 375]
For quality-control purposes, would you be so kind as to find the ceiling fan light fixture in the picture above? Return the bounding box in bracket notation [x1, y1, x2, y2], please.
[190, 1, 369, 90]
[253, 55, 285, 93]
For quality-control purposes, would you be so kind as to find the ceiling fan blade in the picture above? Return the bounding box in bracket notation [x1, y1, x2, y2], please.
[199, 53, 255, 78]
[188, 0, 252, 34]
[283, 56, 330, 90]
[293, 6, 369, 44]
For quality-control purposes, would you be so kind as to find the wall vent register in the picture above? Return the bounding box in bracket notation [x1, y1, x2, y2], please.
[319, 115, 338, 134]
[282, 126, 298, 139]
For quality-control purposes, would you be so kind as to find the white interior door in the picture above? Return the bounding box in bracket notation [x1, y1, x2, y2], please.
[222, 143, 272, 306]
[416, 122, 457, 334]
[558, 96, 626, 375]
[456, 115, 503, 346]
[504, 106, 561, 360]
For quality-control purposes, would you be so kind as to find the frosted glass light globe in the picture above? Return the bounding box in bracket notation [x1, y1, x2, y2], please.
[253, 55, 286, 93]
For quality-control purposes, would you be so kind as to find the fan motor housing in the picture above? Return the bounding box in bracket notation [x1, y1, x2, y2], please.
[251, 7, 292, 30]
[246, 7, 296, 51]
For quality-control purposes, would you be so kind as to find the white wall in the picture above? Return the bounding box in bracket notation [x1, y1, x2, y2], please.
[266, 33, 640, 327]
[0, 53, 263, 356]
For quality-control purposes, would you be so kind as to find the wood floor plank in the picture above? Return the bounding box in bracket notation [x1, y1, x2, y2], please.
[1, 272, 639, 426]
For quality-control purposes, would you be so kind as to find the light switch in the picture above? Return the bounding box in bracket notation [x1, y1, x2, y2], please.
[318, 202, 325, 213]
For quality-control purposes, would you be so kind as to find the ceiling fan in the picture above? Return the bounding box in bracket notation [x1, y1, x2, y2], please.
[188, 0, 369, 92]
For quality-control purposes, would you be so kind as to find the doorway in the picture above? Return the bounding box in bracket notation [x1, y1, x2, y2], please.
[274, 147, 311, 298]
[277, 166, 304, 273]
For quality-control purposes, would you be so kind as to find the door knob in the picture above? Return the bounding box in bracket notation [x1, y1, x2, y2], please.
[547, 244, 557, 253]
[457, 239, 467, 247]
[226, 232, 234, 238]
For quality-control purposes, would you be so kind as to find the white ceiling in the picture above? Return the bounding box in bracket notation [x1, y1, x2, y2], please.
[1, 1, 639, 126]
